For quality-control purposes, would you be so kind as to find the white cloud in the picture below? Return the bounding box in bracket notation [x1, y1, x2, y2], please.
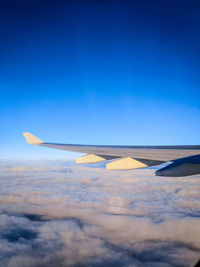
[0, 160, 200, 267]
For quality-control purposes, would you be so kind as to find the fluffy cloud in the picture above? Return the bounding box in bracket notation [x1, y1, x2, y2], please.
[0, 160, 200, 267]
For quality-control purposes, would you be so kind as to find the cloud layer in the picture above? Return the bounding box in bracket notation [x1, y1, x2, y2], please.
[0, 160, 200, 267]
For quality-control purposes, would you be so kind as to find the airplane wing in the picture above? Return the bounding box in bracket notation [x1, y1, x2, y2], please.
[22, 132, 200, 177]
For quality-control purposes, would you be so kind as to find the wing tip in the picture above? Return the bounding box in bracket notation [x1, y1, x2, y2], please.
[23, 132, 44, 145]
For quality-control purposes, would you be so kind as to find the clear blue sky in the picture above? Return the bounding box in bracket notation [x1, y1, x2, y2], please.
[1, 0, 200, 159]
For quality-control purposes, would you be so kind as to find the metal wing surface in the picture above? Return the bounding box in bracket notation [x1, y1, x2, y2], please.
[23, 132, 200, 177]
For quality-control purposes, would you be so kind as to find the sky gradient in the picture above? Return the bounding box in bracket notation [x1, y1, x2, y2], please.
[1, 0, 200, 159]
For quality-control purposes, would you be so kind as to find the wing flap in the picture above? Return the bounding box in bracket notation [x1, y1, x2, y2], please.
[156, 163, 200, 177]
[156, 154, 200, 177]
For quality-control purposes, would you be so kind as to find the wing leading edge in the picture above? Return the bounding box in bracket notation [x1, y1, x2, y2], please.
[23, 132, 200, 177]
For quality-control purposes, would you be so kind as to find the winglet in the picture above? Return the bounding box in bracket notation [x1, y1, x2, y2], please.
[23, 132, 44, 145]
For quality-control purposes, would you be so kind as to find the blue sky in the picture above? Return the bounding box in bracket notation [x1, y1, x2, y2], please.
[1, 0, 200, 159]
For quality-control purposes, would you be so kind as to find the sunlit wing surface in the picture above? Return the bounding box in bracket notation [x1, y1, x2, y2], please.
[23, 132, 200, 177]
